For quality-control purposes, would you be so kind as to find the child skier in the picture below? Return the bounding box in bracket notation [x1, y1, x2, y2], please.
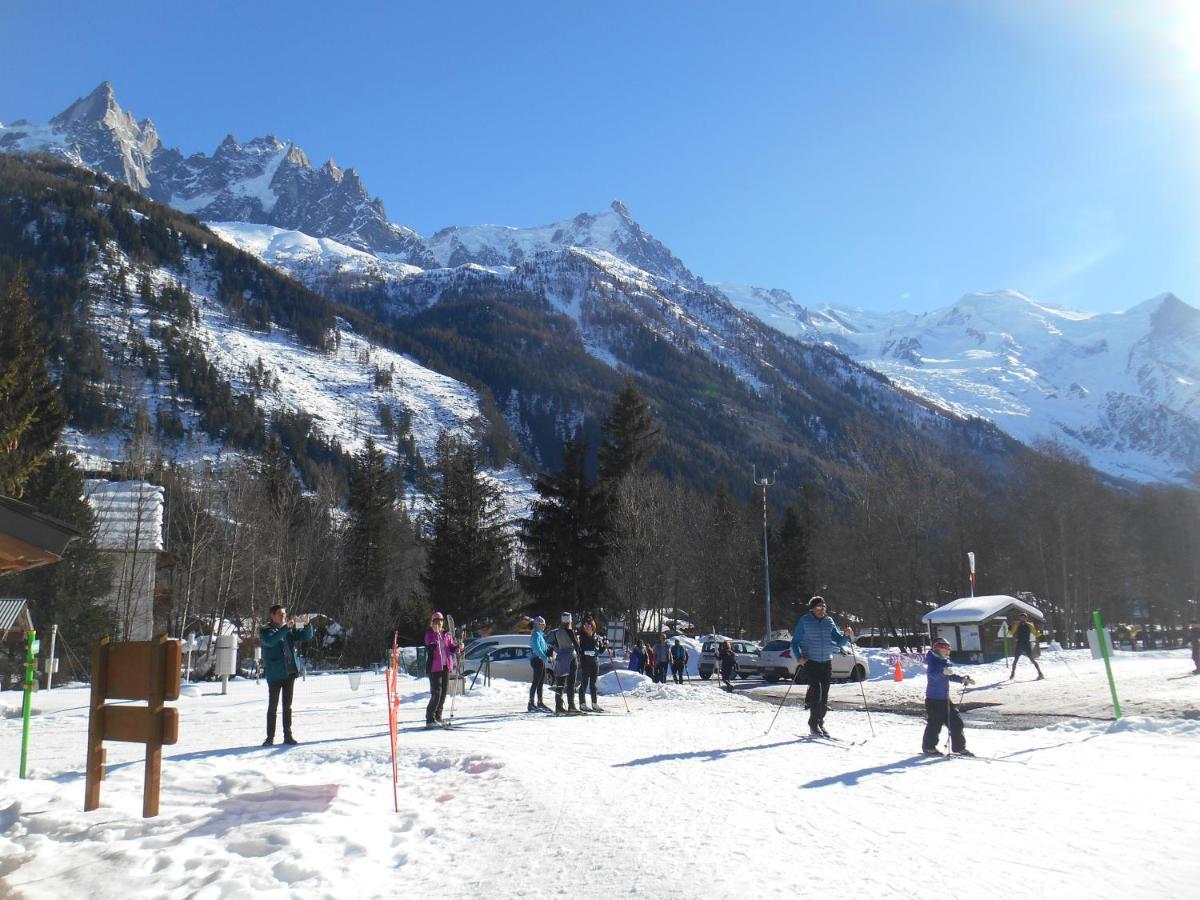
[717, 639, 737, 691]
[923, 636, 975, 756]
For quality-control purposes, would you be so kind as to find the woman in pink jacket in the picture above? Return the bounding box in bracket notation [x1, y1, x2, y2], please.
[424, 612, 459, 728]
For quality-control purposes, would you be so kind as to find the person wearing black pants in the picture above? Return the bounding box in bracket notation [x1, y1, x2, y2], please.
[1009, 613, 1044, 680]
[424, 611, 459, 728]
[259, 605, 314, 746]
[923, 636, 974, 755]
[576, 616, 606, 711]
[528, 615, 550, 711]
[550, 612, 581, 715]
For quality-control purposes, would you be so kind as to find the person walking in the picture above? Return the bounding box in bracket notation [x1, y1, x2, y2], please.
[1009, 613, 1045, 681]
[790, 596, 854, 737]
[549, 612, 581, 715]
[1189, 623, 1200, 675]
[670, 639, 688, 684]
[717, 639, 737, 691]
[577, 615, 606, 711]
[529, 616, 551, 712]
[424, 611, 460, 728]
[259, 605, 314, 746]
[653, 635, 670, 684]
[922, 636, 975, 756]
[628, 639, 644, 674]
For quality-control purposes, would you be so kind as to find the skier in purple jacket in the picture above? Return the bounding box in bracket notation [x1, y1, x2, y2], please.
[922, 637, 975, 756]
[424, 612, 460, 728]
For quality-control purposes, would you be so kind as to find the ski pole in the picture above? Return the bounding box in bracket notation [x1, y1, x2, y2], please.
[605, 646, 631, 714]
[765, 664, 802, 736]
[386, 632, 399, 813]
[447, 626, 466, 725]
[855, 671, 875, 739]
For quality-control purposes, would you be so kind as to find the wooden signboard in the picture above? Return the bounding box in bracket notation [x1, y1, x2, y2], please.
[84, 635, 181, 818]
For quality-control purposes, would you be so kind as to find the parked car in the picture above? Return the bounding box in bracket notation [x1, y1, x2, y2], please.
[758, 639, 868, 683]
[460, 634, 533, 681]
[698, 638, 761, 679]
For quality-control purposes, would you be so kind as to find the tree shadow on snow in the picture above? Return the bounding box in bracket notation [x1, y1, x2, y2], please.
[612, 739, 804, 767]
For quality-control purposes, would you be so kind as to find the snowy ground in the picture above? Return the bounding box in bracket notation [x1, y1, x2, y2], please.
[1, 650, 1197, 899]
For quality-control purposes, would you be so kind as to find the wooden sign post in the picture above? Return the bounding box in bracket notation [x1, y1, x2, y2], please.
[85, 634, 181, 818]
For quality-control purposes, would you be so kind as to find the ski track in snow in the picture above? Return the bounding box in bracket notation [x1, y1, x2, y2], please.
[1, 649, 1197, 898]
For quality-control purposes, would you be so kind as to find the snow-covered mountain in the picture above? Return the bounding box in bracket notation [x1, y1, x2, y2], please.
[10, 83, 1191, 485]
[0, 83, 435, 265]
[715, 285, 1200, 484]
[427, 201, 699, 286]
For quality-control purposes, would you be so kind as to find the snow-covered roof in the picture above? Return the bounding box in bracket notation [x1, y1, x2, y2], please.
[922, 594, 1044, 625]
[0, 598, 34, 634]
[84, 480, 165, 552]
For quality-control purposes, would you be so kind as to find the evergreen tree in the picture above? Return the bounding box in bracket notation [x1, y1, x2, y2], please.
[3, 451, 113, 674]
[0, 269, 65, 496]
[770, 503, 812, 629]
[344, 437, 396, 600]
[598, 377, 661, 483]
[422, 432, 517, 621]
[521, 432, 607, 618]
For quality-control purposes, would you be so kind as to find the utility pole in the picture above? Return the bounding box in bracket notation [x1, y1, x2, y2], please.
[753, 467, 776, 644]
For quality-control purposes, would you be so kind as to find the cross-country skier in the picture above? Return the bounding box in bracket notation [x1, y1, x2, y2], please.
[577, 615, 606, 711]
[789, 596, 854, 737]
[549, 612, 581, 715]
[424, 612, 460, 728]
[529, 616, 551, 712]
[1009, 613, 1044, 680]
[670, 639, 688, 684]
[923, 636, 975, 756]
[259, 605, 313, 746]
[717, 639, 737, 691]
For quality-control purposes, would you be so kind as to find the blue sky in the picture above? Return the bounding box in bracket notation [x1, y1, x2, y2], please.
[2, 0, 1196, 313]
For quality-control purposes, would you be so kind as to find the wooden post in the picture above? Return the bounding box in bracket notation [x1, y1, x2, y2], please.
[84, 638, 110, 812]
[83, 636, 180, 817]
[143, 634, 165, 818]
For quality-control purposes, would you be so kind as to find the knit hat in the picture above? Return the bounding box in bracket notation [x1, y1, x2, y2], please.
[431, 611, 445, 621]
[561, 611, 573, 623]
[932, 636, 951, 648]
[808, 596, 826, 609]
[532, 616, 546, 626]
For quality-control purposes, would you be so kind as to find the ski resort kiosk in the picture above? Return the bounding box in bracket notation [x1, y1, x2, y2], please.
[922, 594, 1045, 663]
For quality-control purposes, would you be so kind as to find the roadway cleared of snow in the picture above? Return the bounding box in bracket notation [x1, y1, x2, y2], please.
[1, 649, 1197, 899]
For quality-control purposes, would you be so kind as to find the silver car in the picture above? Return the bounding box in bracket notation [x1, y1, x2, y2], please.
[758, 639, 868, 683]
[698, 638, 761, 680]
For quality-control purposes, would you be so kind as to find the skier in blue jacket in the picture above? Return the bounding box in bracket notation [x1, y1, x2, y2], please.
[923, 636, 975, 756]
[528, 617, 551, 712]
[790, 596, 853, 737]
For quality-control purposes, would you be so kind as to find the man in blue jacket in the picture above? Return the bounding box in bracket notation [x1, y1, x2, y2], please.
[260, 605, 314, 746]
[790, 596, 854, 737]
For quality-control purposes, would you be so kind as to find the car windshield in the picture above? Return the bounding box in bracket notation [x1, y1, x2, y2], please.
[763, 640, 790, 651]
[465, 642, 498, 660]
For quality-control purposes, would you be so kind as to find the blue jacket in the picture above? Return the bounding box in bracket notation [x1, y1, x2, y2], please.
[925, 650, 966, 700]
[529, 629, 550, 664]
[260, 621, 313, 682]
[790, 612, 849, 662]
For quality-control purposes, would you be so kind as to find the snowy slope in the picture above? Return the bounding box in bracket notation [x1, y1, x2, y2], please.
[1, 649, 1197, 899]
[718, 285, 1200, 483]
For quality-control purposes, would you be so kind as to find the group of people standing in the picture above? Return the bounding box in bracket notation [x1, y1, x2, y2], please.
[628, 636, 690, 684]
[528, 612, 607, 714]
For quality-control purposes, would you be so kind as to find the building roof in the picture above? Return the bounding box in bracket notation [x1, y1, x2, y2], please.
[0, 598, 34, 634]
[84, 480, 165, 552]
[922, 594, 1045, 625]
[0, 495, 81, 575]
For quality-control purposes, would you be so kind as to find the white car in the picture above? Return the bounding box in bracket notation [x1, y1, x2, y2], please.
[698, 638, 761, 679]
[758, 639, 868, 683]
[460, 635, 536, 682]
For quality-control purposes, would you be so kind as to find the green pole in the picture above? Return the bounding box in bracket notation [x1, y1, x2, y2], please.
[20, 630, 39, 778]
[1092, 610, 1121, 720]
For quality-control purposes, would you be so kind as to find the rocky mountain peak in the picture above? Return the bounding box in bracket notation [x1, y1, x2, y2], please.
[49, 81, 121, 129]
